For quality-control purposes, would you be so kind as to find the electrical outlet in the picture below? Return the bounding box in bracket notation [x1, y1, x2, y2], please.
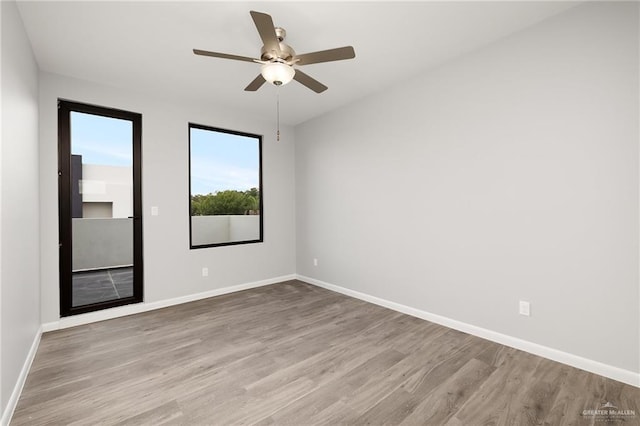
[519, 301, 530, 316]
[313, 258, 318, 267]
[202, 267, 208, 277]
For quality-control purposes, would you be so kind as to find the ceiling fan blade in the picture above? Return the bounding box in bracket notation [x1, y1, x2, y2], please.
[193, 49, 258, 63]
[244, 74, 266, 91]
[250, 11, 281, 56]
[293, 70, 328, 93]
[295, 46, 355, 66]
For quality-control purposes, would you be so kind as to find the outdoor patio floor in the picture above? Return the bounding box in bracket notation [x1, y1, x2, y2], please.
[72, 267, 133, 307]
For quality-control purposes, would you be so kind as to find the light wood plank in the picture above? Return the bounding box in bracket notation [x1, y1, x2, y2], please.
[11, 280, 640, 425]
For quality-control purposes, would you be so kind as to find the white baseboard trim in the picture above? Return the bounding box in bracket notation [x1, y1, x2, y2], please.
[296, 274, 640, 388]
[42, 274, 296, 332]
[1, 326, 43, 426]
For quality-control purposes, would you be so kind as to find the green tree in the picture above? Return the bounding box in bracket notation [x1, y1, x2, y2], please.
[244, 187, 260, 212]
[191, 189, 260, 216]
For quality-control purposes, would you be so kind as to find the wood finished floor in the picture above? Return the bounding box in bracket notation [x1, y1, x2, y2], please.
[12, 280, 640, 425]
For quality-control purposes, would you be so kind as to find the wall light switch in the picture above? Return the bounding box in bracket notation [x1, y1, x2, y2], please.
[313, 258, 318, 267]
[202, 267, 208, 277]
[151, 206, 159, 216]
[519, 301, 530, 316]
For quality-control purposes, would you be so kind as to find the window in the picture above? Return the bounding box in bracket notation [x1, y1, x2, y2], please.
[189, 123, 263, 248]
[58, 100, 143, 316]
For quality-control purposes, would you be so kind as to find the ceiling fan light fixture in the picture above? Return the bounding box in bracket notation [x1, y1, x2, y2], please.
[261, 62, 295, 86]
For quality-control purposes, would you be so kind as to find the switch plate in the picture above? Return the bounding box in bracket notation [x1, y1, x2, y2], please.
[519, 301, 530, 316]
[202, 267, 208, 277]
[313, 258, 318, 266]
[151, 206, 159, 216]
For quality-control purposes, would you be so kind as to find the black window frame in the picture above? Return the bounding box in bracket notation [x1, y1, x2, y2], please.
[188, 123, 264, 249]
[58, 99, 144, 316]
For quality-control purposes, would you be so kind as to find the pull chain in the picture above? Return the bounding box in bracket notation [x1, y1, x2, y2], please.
[276, 87, 280, 142]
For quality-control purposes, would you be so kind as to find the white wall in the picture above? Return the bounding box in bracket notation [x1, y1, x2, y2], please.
[72, 218, 132, 270]
[81, 164, 132, 218]
[228, 215, 260, 242]
[39, 73, 296, 323]
[191, 215, 230, 245]
[0, 0, 41, 417]
[296, 2, 639, 374]
[191, 215, 261, 246]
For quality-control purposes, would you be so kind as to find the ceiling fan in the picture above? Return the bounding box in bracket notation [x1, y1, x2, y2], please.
[193, 11, 356, 94]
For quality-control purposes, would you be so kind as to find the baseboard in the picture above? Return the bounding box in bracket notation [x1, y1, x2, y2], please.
[296, 274, 640, 388]
[1, 326, 42, 426]
[42, 274, 296, 332]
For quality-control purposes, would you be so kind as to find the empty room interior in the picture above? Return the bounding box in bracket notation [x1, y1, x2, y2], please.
[1, 1, 639, 424]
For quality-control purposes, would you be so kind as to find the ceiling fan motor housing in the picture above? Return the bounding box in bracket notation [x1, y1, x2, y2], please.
[260, 27, 296, 62]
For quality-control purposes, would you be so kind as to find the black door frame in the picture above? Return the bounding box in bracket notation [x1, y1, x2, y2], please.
[58, 99, 143, 317]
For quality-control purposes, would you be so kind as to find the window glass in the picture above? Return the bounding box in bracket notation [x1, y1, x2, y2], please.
[189, 124, 263, 248]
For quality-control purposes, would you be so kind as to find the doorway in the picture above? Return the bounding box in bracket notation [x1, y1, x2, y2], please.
[58, 100, 143, 316]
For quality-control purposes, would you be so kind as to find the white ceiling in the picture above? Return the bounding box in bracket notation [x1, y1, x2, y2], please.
[17, 1, 578, 126]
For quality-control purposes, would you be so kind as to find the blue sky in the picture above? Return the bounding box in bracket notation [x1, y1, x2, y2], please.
[190, 128, 260, 195]
[71, 112, 132, 166]
[70, 111, 260, 196]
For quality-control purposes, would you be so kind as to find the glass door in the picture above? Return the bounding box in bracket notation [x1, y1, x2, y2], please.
[58, 100, 143, 316]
